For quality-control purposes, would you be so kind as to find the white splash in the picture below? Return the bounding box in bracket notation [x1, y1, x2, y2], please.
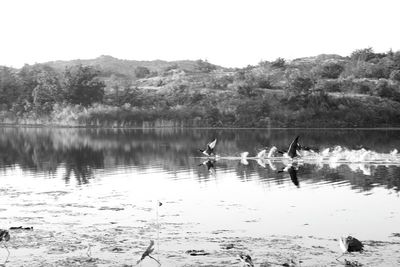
[240, 152, 249, 165]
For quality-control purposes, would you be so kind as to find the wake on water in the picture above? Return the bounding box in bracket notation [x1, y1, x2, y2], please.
[198, 146, 400, 175]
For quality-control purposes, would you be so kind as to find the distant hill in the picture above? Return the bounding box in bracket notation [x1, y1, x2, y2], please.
[45, 55, 224, 79]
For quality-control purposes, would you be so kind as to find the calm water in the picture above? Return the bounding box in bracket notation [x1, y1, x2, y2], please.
[1, 127, 400, 266]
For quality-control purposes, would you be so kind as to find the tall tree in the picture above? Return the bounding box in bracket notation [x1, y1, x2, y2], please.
[16, 64, 58, 112]
[62, 65, 105, 106]
[0, 67, 21, 109]
[32, 68, 62, 114]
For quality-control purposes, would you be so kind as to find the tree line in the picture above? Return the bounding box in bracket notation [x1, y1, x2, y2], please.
[0, 48, 400, 127]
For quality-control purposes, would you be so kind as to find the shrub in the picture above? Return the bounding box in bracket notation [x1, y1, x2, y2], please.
[316, 80, 341, 92]
[375, 80, 400, 102]
[390, 70, 400, 82]
[271, 58, 286, 68]
[351, 47, 377, 62]
[194, 60, 217, 73]
[134, 66, 150, 78]
[316, 61, 344, 79]
[288, 76, 314, 95]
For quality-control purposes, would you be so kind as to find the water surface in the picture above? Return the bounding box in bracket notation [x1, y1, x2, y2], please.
[0, 128, 399, 266]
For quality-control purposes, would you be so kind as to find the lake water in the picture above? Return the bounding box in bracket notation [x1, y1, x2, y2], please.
[0, 127, 400, 266]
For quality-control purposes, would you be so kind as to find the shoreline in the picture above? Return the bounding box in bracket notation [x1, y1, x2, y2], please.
[1, 124, 400, 130]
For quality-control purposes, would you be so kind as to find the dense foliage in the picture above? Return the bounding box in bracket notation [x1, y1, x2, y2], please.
[1, 48, 400, 127]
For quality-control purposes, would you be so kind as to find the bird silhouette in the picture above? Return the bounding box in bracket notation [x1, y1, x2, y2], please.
[276, 136, 317, 158]
[199, 138, 217, 157]
[287, 136, 300, 158]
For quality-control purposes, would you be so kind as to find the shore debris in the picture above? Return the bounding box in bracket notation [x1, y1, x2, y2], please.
[340, 259, 363, 266]
[9, 226, 33, 231]
[185, 249, 210, 256]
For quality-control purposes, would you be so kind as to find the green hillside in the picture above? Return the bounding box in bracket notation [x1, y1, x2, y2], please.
[1, 48, 400, 128]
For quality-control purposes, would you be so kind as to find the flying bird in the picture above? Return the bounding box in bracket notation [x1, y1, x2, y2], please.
[199, 138, 217, 157]
[287, 136, 300, 158]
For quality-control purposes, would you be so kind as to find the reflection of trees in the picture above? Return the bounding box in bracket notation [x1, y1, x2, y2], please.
[62, 146, 104, 184]
[0, 127, 399, 191]
[0, 128, 104, 184]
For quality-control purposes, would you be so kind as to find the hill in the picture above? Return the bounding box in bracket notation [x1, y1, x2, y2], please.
[45, 55, 224, 80]
[1, 48, 400, 128]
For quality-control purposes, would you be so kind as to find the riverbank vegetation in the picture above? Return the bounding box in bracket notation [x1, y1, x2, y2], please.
[1, 48, 400, 127]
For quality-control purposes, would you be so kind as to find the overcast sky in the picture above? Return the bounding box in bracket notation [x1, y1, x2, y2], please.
[1, 0, 399, 68]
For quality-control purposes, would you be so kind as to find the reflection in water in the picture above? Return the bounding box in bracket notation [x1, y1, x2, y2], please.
[278, 164, 299, 187]
[62, 146, 104, 184]
[198, 159, 216, 172]
[0, 127, 399, 193]
[1, 127, 400, 266]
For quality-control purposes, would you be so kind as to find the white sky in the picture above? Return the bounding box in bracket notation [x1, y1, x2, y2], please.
[1, 0, 399, 68]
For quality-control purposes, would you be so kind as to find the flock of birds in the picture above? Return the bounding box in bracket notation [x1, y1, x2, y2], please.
[198, 136, 367, 266]
[198, 135, 400, 184]
[198, 135, 314, 185]
[199, 136, 306, 159]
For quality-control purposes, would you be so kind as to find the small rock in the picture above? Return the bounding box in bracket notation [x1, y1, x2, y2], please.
[185, 249, 210, 256]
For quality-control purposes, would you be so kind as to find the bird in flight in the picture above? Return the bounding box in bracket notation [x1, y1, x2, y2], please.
[199, 138, 217, 157]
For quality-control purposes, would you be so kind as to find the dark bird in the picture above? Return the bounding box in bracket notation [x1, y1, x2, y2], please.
[278, 165, 299, 187]
[237, 253, 254, 267]
[136, 240, 160, 265]
[199, 138, 217, 157]
[287, 136, 300, 158]
[337, 236, 364, 260]
[0, 229, 10, 263]
[273, 136, 317, 157]
[340, 236, 364, 253]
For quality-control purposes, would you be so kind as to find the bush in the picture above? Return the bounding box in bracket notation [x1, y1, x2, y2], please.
[390, 70, 400, 82]
[351, 48, 377, 62]
[271, 58, 286, 68]
[316, 80, 341, 92]
[375, 80, 400, 102]
[288, 76, 314, 95]
[234, 99, 271, 127]
[316, 61, 344, 79]
[134, 66, 150, 78]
